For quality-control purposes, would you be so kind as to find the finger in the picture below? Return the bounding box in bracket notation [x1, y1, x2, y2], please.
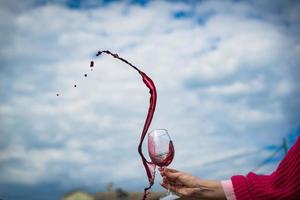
[161, 178, 170, 185]
[177, 197, 193, 200]
[159, 168, 166, 177]
[164, 168, 179, 173]
[160, 182, 197, 200]
[162, 177, 183, 188]
[160, 181, 180, 192]
[164, 171, 181, 182]
[160, 182, 180, 197]
[177, 197, 194, 200]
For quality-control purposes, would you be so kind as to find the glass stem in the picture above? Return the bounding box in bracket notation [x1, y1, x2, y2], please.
[164, 166, 171, 194]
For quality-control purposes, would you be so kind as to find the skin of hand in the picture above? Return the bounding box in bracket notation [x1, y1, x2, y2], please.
[159, 168, 226, 200]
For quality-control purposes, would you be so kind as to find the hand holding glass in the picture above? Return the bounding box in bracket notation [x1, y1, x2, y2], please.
[148, 129, 178, 200]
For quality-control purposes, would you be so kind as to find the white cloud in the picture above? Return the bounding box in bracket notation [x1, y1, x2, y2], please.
[196, 76, 265, 95]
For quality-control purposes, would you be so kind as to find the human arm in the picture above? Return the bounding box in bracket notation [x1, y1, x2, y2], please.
[231, 137, 300, 200]
[159, 168, 226, 200]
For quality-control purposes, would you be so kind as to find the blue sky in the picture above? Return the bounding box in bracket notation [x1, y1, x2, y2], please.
[0, 0, 300, 199]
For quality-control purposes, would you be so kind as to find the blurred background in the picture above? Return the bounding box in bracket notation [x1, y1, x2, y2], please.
[0, 0, 300, 199]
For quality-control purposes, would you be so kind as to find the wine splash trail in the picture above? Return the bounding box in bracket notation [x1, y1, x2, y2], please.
[97, 51, 157, 200]
[58, 50, 158, 199]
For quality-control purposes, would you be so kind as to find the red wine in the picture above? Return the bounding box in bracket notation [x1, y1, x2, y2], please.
[149, 141, 174, 167]
[90, 61, 94, 67]
[57, 50, 158, 199]
[90, 61, 94, 71]
[96, 50, 157, 200]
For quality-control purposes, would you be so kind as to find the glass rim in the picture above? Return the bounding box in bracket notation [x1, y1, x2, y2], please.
[148, 128, 168, 134]
[148, 129, 170, 138]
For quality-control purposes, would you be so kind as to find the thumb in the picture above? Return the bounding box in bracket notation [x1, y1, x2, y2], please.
[165, 168, 179, 173]
[165, 170, 181, 182]
[159, 168, 179, 177]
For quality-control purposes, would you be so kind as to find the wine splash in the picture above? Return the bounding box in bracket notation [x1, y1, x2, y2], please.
[96, 51, 157, 200]
[57, 50, 158, 199]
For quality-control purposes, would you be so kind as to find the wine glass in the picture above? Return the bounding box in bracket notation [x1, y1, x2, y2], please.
[148, 129, 178, 200]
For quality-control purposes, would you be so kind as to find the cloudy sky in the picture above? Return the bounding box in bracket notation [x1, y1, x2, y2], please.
[0, 0, 300, 199]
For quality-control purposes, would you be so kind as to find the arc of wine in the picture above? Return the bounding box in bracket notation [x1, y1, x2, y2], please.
[96, 50, 157, 200]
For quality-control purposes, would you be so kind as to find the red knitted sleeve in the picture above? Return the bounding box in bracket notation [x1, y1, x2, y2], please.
[231, 137, 300, 200]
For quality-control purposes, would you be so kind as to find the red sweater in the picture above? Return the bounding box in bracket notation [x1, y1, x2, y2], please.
[231, 137, 300, 200]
